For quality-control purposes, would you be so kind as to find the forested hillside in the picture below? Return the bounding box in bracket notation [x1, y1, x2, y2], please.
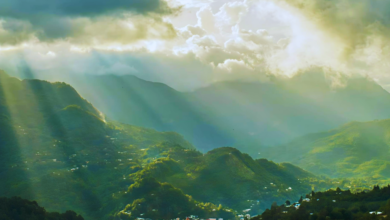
[0, 197, 84, 220]
[253, 185, 390, 220]
[0, 72, 199, 219]
[128, 146, 321, 216]
[261, 119, 390, 179]
[0, 71, 326, 219]
[1, 70, 386, 220]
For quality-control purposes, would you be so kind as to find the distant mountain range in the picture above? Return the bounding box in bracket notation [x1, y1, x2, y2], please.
[261, 119, 390, 179]
[61, 71, 390, 155]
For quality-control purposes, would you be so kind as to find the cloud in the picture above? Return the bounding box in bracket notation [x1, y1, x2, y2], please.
[217, 59, 250, 72]
[1, 0, 389, 92]
[273, 0, 390, 68]
[215, 1, 249, 27]
[0, 19, 35, 45]
[0, 0, 177, 45]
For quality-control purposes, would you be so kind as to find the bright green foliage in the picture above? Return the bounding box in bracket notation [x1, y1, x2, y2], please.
[262, 119, 390, 179]
[253, 185, 390, 220]
[129, 147, 318, 216]
[0, 72, 196, 219]
[0, 71, 376, 220]
[114, 177, 235, 220]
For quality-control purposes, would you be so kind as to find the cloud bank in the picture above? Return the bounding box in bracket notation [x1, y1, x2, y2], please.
[0, 0, 389, 91]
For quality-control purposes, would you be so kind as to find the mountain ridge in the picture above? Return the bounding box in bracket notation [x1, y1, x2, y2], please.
[261, 118, 390, 179]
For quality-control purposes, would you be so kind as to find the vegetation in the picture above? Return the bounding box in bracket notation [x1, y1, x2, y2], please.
[2, 71, 390, 220]
[253, 185, 390, 220]
[0, 197, 84, 220]
[0, 72, 198, 219]
[128, 146, 334, 216]
[262, 119, 390, 179]
[114, 177, 235, 220]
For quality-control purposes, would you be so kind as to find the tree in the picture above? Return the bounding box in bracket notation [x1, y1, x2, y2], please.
[286, 200, 291, 206]
[271, 202, 278, 210]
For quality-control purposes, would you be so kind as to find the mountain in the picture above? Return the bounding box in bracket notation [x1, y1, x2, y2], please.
[128, 146, 319, 216]
[65, 74, 234, 151]
[0, 71, 197, 219]
[0, 197, 84, 220]
[1, 70, 323, 219]
[1, 69, 382, 219]
[60, 71, 390, 155]
[261, 119, 390, 179]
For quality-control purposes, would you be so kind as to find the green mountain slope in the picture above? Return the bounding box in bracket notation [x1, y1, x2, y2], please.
[261, 119, 390, 179]
[0, 70, 346, 219]
[115, 177, 235, 220]
[58, 71, 390, 155]
[129, 146, 317, 216]
[253, 185, 390, 220]
[0, 72, 196, 219]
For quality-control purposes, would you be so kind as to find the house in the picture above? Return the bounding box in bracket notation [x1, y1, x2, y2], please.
[303, 198, 310, 202]
[282, 211, 288, 214]
[369, 211, 384, 215]
[332, 200, 336, 202]
[294, 204, 300, 209]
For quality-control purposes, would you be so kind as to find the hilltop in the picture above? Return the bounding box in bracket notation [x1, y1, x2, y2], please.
[261, 119, 390, 179]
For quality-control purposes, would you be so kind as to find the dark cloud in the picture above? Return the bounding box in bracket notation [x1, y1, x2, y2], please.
[0, 0, 177, 44]
[0, 0, 172, 19]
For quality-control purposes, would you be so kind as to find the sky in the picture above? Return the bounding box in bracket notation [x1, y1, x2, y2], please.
[0, 0, 389, 91]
